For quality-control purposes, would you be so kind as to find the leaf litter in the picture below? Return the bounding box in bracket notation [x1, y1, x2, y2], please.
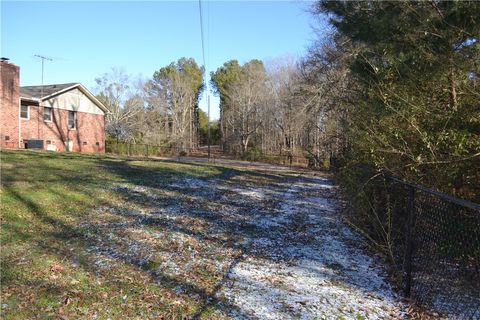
[79, 170, 406, 319]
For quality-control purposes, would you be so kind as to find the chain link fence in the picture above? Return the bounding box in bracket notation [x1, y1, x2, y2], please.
[105, 141, 333, 169]
[106, 141, 195, 157]
[384, 176, 480, 319]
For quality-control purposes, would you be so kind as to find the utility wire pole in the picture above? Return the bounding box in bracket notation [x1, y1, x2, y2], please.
[34, 54, 53, 139]
[208, 95, 211, 160]
[198, 0, 211, 162]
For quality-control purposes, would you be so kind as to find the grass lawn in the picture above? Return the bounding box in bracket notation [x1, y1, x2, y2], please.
[1, 150, 410, 320]
[0, 150, 266, 319]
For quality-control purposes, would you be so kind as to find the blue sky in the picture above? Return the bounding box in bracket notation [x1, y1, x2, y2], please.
[1, 1, 323, 119]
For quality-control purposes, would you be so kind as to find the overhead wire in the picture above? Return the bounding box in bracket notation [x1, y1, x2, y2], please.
[198, 0, 211, 159]
[198, 0, 207, 78]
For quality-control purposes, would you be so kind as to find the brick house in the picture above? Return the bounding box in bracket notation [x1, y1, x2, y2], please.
[1, 59, 107, 152]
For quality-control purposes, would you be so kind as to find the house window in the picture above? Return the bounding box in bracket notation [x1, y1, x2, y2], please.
[96, 142, 100, 146]
[44, 107, 52, 121]
[68, 111, 76, 129]
[46, 140, 51, 145]
[5, 136, 10, 141]
[20, 105, 29, 119]
[83, 141, 87, 145]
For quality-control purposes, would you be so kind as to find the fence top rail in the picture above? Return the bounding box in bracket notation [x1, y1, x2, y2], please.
[386, 175, 480, 211]
[107, 142, 314, 158]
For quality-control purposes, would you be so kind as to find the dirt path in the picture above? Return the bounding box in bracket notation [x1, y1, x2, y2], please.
[215, 173, 405, 319]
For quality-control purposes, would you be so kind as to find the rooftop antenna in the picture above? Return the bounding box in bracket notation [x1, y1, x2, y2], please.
[34, 54, 53, 95]
[34, 54, 53, 139]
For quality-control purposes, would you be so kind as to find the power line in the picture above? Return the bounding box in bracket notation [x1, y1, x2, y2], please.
[207, 0, 211, 70]
[198, 0, 207, 75]
[198, 0, 211, 161]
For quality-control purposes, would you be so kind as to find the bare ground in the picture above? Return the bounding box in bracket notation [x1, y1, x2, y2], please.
[83, 161, 406, 319]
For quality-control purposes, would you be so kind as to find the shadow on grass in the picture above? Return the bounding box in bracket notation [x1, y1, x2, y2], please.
[3, 185, 252, 318]
[1, 150, 262, 317]
[2, 149, 362, 319]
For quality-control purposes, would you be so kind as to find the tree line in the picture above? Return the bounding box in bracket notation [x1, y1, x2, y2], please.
[96, 0, 479, 202]
[209, 1, 479, 201]
[95, 58, 219, 149]
[312, 1, 480, 202]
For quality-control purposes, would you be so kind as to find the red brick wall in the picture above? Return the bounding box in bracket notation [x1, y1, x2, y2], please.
[1, 60, 105, 153]
[20, 104, 105, 153]
[0, 61, 20, 149]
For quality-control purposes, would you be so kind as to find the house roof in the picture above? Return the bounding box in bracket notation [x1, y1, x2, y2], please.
[20, 83, 109, 113]
[20, 83, 78, 100]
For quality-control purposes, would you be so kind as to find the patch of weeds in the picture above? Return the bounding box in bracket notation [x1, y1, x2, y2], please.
[144, 260, 161, 271]
[241, 223, 258, 235]
[292, 313, 303, 320]
[355, 313, 366, 320]
[215, 254, 226, 262]
[325, 261, 345, 271]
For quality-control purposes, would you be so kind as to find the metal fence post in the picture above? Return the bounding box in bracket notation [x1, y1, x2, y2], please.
[404, 185, 415, 297]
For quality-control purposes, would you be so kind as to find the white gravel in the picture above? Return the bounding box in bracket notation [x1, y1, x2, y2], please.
[217, 174, 406, 320]
[90, 172, 407, 319]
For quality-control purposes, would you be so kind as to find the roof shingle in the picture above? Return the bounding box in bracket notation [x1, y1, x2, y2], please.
[20, 83, 78, 100]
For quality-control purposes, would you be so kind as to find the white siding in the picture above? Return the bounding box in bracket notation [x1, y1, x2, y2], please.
[45, 88, 104, 115]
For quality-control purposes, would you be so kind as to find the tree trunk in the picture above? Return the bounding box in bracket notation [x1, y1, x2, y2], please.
[448, 55, 458, 112]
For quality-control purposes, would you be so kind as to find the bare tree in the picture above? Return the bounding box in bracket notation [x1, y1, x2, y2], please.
[149, 58, 204, 150]
[95, 68, 145, 142]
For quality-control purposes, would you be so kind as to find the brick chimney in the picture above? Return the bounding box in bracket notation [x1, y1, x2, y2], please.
[0, 58, 20, 149]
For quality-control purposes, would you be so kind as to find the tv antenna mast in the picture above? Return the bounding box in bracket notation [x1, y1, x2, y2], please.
[34, 54, 53, 138]
[34, 54, 53, 90]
